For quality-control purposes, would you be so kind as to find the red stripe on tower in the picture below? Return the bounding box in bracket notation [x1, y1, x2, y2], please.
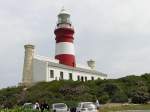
[54, 8, 76, 67]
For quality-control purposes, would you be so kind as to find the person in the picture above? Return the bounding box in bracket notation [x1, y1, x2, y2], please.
[43, 102, 49, 111]
[40, 101, 49, 112]
[70, 107, 76, 112]
[40, 102, 45, 112]
[95, 99, 100, 110]
[33, 101, 40, 111]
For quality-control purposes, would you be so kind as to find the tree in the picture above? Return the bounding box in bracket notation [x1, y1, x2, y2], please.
[102, 83, 120, 97]
[131, 90, 149, 104]
[131, 81, 150, 104]
[111, 90, 128, 103]
[98, 93, 109, 104]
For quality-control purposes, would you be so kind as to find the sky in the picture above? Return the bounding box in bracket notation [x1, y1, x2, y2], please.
[0, 0, 150, 88]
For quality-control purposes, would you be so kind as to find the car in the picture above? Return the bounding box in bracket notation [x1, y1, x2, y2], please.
[23, 103, 34, 109]
[76, 102, 98, 112]
[52, 103, 70, 112]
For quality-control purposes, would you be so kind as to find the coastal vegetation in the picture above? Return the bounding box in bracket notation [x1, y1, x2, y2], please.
[0, 73, 150, 109]
[0, 104, 150, 112]
[100, 103, 150, 112]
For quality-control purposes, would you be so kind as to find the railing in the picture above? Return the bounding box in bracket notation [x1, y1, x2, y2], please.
[55, 23, 74, 29]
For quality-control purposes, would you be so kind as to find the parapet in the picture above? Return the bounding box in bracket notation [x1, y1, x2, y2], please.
[24, 44, 35, 49]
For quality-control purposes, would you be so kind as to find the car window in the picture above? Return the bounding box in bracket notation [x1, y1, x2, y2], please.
[23, 103, 33, 109]
[54, 104, 66, 108]
[88, 104, 96, 108]
[82, 103, 95, 108]
[78, 103, 81, 107]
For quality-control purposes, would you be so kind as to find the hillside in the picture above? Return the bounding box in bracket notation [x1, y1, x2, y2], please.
[0, 73, 150, 108]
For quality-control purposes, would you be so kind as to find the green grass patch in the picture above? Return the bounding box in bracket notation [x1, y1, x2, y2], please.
[0, 107, 50, 112]
[99, 104, 150, 112]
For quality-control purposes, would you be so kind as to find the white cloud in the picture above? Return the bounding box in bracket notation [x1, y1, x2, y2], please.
[0, 0, 150, 88]
[112, 0, 150, 33]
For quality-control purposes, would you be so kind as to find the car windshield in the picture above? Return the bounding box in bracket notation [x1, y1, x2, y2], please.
[23, 103, 33, 108]
[24, 103, 32, 105]
[54, 104, 66, 108]
[82, 103, 96, 108]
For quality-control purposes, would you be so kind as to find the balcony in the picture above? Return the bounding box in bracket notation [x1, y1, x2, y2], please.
[55, 23, 74, 29]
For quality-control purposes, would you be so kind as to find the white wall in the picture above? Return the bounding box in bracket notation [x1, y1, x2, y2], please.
[47, 66, 73, 81]
[33, 59, 48, 82]
[32, 58, 106, 83]
[47, 65, 106, 82]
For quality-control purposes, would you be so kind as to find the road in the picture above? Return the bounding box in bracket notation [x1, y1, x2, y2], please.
[117, 110, 150, 112]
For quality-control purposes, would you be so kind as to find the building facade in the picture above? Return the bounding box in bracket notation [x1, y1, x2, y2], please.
[22, 8, 107, 86]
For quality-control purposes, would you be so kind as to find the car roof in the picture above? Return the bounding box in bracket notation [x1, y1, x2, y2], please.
[24, 103, 32, 105]
[79, 102, 93, 104]
[53, 103, 66, 105]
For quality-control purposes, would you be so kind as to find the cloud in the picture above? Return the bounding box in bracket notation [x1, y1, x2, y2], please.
[0, 0, 150, 88]
[112, 0, 150, 33]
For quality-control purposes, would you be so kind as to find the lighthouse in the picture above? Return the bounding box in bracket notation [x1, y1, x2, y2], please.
[54, 8, 76, 67]
[22, 8, 107, 86]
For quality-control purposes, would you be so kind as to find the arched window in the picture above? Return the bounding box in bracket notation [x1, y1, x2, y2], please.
[60, 71, 63, 80]
[69, 73, 73, 80]
[85, 77, 87, 81]
[50, 70, 54, 78]
[91, 76, 94, 80]
[81, 76, 84, 82]
[77, 75, 80, 81]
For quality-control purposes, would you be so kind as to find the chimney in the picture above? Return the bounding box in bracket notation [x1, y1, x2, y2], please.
[22, 44, 35, 86]
[87, 59, 96, 69]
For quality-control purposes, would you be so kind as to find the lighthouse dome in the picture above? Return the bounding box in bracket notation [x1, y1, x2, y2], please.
[58, 7, 70, 15]
[58, 8, 71, 24]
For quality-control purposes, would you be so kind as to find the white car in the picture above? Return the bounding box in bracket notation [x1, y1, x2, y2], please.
[23, 103, 34, 109]
[76, 102, 98, 112]
[52, 103, 70, 112]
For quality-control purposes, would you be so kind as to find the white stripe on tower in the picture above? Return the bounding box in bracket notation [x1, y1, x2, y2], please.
[55, 42, 75, 55]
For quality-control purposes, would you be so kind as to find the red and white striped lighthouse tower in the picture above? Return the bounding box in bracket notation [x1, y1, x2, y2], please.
[54, 8, 76, 67]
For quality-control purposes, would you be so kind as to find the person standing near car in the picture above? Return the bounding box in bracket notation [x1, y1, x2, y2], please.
[33, 101, 40, 111]
[43, 101, 49, 111]
[96, 99, 100, 110]
[40, 102, 45, 112]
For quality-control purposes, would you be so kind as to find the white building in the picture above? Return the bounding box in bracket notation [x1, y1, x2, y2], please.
[22, 9, 107, 86]
[33, 55, 107, 83]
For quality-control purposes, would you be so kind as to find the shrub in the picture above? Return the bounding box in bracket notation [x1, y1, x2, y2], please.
[0, 73, 150, 107]
[131, 84, 150, 104]
[111, 91, 128, 103]
[131, 91, 149, 104]
[98, 93, 109, 104]
[102, 83, 120, 97]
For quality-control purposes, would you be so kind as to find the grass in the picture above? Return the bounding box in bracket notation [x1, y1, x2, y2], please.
[0, 104, 150, 112]
[99, 103, 150, 112]
[0, 107, 50, 112]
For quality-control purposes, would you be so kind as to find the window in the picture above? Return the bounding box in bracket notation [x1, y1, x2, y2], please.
[69, 73, 73, 80]
[60, 71, 63, 80]
[81, 76, 84, 82]
[85, 77, 87, 81]
[91, 76, 94, 80]
[55, 77, 58, 80]
[50, 70, 54, 78]
[77, 76, 80, 81]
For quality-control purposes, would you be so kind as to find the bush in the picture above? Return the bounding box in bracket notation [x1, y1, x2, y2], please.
[102, 83, 120, 97]
[131, 91, 149, 104]
[131, 84, 150, 104]
[0, 73, 150, 107]
[111, 91, 128, 103]
[98, 93, 109, 104]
